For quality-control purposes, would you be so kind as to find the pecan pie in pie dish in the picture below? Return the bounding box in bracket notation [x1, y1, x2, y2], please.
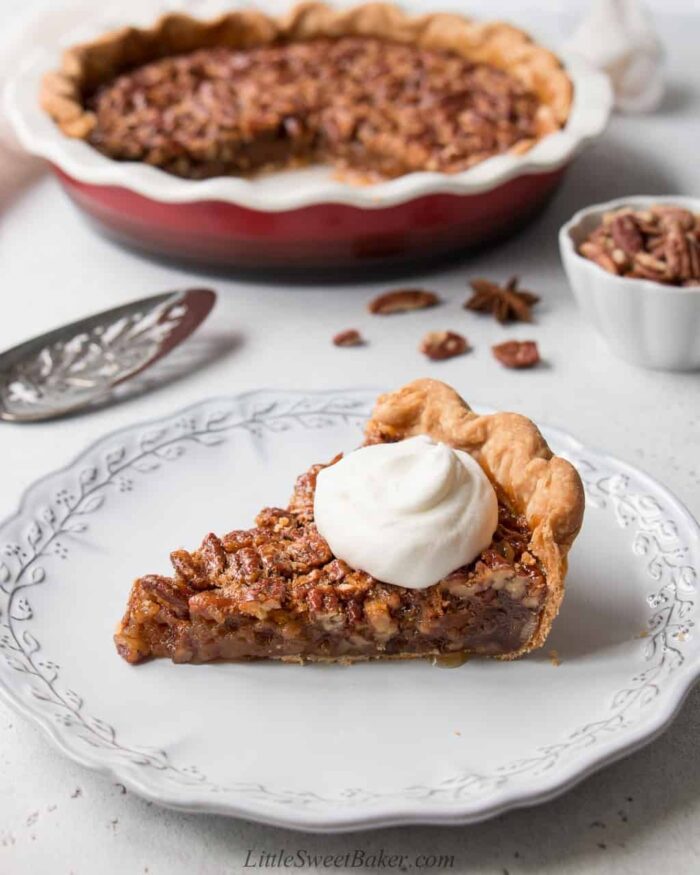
[115, 380, 584, 664]
[41, 2, 572, 181]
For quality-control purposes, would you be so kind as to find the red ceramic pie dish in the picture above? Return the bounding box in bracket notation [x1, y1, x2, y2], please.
[54, 166, 569, 271]
[7, 46, 611, 272]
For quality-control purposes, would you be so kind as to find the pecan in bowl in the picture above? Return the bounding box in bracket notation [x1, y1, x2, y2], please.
[559, 197, 700, 370]
[578, 203, 700, 286]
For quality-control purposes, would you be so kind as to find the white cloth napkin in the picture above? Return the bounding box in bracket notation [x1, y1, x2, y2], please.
[564, 0, 665, 113]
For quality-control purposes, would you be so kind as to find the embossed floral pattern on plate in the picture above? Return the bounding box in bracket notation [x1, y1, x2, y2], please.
[0, 390, 698, 832]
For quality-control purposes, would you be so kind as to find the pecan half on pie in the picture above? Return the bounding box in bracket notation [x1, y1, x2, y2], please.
[41, 2, 572, 180]
[115, 380, 584, 664]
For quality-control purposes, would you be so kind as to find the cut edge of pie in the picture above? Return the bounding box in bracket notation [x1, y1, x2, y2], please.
[41, 1, 573, 159]
[114, 379, 585, 665]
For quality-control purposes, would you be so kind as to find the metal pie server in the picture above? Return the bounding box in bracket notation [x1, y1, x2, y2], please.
[0, 288, 216, 422]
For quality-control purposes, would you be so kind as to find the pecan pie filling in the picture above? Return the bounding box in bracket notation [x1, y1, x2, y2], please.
[115, 459, 546, 665]
[86, 37, 545, 180]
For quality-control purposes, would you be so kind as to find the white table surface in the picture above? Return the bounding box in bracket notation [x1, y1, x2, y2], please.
[1, 1, 699, 872]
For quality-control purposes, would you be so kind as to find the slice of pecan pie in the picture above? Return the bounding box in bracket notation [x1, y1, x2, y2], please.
[41, 2, 572, 180]
[115, 380, 584, 664]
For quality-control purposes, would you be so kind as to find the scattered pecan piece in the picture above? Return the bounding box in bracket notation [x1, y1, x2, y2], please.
[332, 329, 364, 347]
[368, 288, 440, 315]
[464, 276, 539, 323]
[579, 204, 700, 285]
[492, 340, 540, 369]
[420, 331, 470, 360]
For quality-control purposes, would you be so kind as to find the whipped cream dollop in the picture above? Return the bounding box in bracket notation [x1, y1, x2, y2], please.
[314, 435, 498, 590]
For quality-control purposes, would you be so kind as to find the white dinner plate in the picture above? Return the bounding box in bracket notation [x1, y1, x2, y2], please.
[0, 389, 698, 832]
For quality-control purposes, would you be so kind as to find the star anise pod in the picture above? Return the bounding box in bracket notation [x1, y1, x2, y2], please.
[464, 276, 540, 324]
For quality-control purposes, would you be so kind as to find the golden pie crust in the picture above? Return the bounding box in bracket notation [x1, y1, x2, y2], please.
[365, 379, 585, 653]
[41, 1, 573, 160]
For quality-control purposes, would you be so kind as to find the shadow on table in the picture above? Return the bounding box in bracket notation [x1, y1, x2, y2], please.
[23, 331, 243, 423]
[95, 332, 241, 415]
[657, 80, 695, 116]
[529, 588, 645, 662]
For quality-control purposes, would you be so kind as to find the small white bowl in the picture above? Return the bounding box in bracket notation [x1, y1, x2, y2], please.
[559, 195, 700, 371]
